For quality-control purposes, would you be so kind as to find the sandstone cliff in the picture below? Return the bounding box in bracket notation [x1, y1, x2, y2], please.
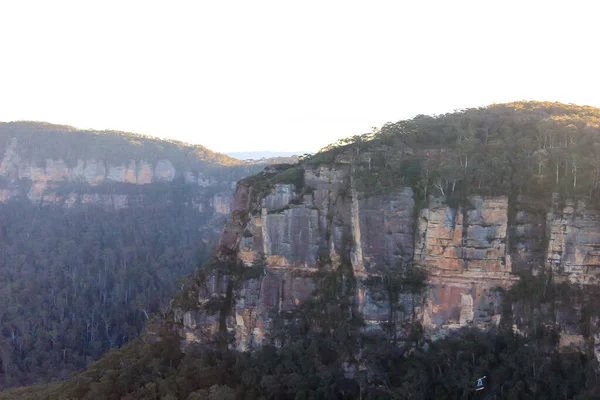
[175, 162, 510, 348]
[174, 162, 600, 354]
[0, 122, 270, 217]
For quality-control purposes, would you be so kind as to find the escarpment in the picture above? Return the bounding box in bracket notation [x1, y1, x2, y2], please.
[173, 102, 600, 355]
[176, 164, 600, 351]
[0, 123, 270, 213]
[176, 164, 510, 348]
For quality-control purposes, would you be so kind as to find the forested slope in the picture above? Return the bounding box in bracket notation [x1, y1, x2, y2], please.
[319, 101, 600, 202]
[0, 197, 214, 387]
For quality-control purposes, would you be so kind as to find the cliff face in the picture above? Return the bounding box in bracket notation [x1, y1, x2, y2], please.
[546, 198, 600, 283]
[0, 137, 246, 214]
[175, 161, 600, 351]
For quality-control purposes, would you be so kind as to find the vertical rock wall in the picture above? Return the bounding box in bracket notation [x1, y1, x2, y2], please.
[176, 164, 600, 350]
[0, 137, 238, 213]
[546, 198, 600, 283]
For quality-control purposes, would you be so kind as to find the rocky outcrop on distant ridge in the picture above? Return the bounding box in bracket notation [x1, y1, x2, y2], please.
[0, 124, 269, 216]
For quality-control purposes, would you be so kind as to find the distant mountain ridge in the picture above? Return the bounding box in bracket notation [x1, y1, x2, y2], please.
[0, 121, 244, 167]
[0, 121, 283, 205]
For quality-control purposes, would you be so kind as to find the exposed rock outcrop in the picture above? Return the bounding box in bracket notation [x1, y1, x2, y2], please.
[546, 197, 600, 284]
[0, 136, 264, 218]
[174, 163, 600, 351]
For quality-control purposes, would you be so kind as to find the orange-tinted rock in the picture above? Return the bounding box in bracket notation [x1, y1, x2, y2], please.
[546, 198, 600, 283]
[172, 162, 600, 349]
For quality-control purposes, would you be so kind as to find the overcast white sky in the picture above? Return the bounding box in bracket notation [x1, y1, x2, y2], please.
[1, 1, 599, 153]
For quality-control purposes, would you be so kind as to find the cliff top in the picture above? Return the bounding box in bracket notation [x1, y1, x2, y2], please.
[258, 101, 600, 204]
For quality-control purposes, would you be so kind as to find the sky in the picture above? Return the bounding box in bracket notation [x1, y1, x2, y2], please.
[1, 1, 599, 153]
